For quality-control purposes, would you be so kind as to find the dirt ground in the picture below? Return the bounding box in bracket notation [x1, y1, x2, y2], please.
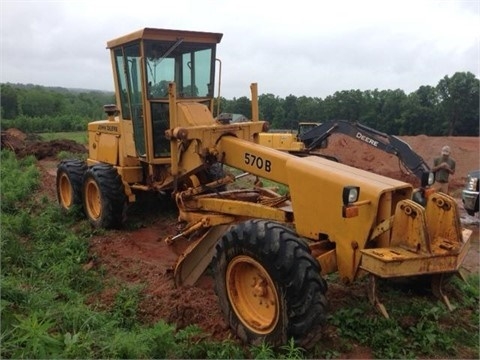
[5, 128, 479, 356]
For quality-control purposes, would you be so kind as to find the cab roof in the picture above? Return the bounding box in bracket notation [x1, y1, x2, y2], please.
[107, 28, 223, 49]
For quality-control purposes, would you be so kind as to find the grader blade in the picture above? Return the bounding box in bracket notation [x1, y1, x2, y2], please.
[173, 224, 231, 287]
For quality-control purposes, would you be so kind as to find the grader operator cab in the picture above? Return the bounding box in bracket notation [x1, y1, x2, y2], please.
[57, 28, 472, 348]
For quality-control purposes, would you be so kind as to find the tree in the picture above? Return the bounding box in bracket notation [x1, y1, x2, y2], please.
[230, 96, 252, 118]
[283, 95, 298, 129]
[18, 87, 65, 117]
[437, 72, 479, 136]
[0, 84, 19, 119]
[296, 96, 325, 123]
[400, 86, 440, 135]
[258, 93, 279, 123]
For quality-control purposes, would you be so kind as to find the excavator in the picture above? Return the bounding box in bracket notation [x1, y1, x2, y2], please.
[56, 28, 472, 348]
[299, 120, 431, 182]
[259, 119, 431, 184]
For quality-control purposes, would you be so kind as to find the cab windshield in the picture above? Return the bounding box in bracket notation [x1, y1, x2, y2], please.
[145, 40, 215, 99]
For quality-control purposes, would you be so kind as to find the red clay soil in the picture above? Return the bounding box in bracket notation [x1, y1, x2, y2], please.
[318, 134, 479, 192]
[28, 130, 480, 355]
[1, 128, 87, 160]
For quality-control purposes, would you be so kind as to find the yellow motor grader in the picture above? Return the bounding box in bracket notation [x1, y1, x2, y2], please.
[56, 28, 472, 348]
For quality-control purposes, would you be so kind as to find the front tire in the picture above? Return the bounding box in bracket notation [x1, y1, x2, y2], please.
[56, 159, 87, 212]
[82, 164, 127, 229]
[212, 219, 328, 348]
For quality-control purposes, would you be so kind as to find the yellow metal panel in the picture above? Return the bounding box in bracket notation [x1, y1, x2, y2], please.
[88, 129, 98, 160]
[424, 192, 463, 246]
[390, 200, 430, 253]
[315, 249, 338, 275]
[87, 120, 121, 165]
[96, 133, 119, 164]
[177, 102, 216, 126]
[360, 238, 470, 277]
[119, 120, 139, 163]
[116, 166, 144, 183]
[257, 133, 304, 151]
[217, 136, 293, 185]
[285, 156, 413, 282]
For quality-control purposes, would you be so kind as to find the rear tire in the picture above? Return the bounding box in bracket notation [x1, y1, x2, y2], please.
[82, 164, 127, 229]
[212, 219, 328, 348]
[56, 159, 87, 212]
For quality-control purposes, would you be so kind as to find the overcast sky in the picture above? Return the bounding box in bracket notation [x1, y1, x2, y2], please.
[1, 0, 478, 99]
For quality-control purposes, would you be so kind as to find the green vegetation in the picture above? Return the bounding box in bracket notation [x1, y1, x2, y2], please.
[38, 131, 88, 144]
[2, 71, 479, 136]
[313, 276, 480, 359]
[219, 71, 479, 136]
[1, 83, 114, 132]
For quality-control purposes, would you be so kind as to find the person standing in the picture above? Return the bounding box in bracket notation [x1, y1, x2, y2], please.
[432, 145, 456, 194]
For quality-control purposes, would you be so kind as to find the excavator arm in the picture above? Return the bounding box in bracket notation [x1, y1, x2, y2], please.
[300, 120, 431, 182]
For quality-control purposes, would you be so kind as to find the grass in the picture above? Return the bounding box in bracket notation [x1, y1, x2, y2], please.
[1, 148, 478, 359]
[38, 131, 88, 144]
[315, 275, 480, 359]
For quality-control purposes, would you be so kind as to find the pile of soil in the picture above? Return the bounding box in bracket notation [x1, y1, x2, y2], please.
[8, 127, 479, 356]
[318, 133, 479, 192]
[1, 128, 87, 160]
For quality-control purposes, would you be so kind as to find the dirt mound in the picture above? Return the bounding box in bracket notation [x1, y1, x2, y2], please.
[320, 134, 421, 186]
[320, 133, 479, 192]
[1, 128, 87, 160]
[1, 128, 27, 152]
[19, 139, 87, 160]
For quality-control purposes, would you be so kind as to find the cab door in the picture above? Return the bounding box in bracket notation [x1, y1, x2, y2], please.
[113, 44, 145, 157]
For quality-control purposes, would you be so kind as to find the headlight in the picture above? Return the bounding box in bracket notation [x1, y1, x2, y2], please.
[466, 176, 478, 191]
[343, 186, 360, 205]
[421, 171, 434, 187]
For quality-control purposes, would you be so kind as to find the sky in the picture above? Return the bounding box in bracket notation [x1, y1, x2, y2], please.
[1, 0, 478, 99]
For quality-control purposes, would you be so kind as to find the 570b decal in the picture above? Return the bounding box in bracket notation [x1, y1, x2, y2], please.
[244, 152, 272, 172]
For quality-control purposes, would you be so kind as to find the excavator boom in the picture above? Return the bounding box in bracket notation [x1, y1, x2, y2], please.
[300, 120, 431, 181]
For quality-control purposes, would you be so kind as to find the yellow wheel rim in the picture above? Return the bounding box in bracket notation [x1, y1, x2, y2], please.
[58, 173, 73, 208]
[226, 255, 279, 334]
[85, 178, 101, 220]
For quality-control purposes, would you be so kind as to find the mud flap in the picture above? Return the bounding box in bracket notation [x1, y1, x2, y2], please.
[174, 224, 231, 287]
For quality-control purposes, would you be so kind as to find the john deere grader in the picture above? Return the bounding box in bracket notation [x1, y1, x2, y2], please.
[56, 28, 472, 348]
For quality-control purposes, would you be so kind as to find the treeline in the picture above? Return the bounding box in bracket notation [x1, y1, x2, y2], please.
[1, 71, 478, 136]
[219, 71, 479, 136]
[1, 83, 115, 132]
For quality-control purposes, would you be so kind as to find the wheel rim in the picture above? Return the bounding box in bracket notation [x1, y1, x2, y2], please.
[85, 178, 101, 220]
[58, 173, 73, 208]
[226, 255, 279, 334]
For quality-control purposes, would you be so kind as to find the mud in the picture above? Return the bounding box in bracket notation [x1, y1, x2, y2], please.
[1, 128, 87, 160]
